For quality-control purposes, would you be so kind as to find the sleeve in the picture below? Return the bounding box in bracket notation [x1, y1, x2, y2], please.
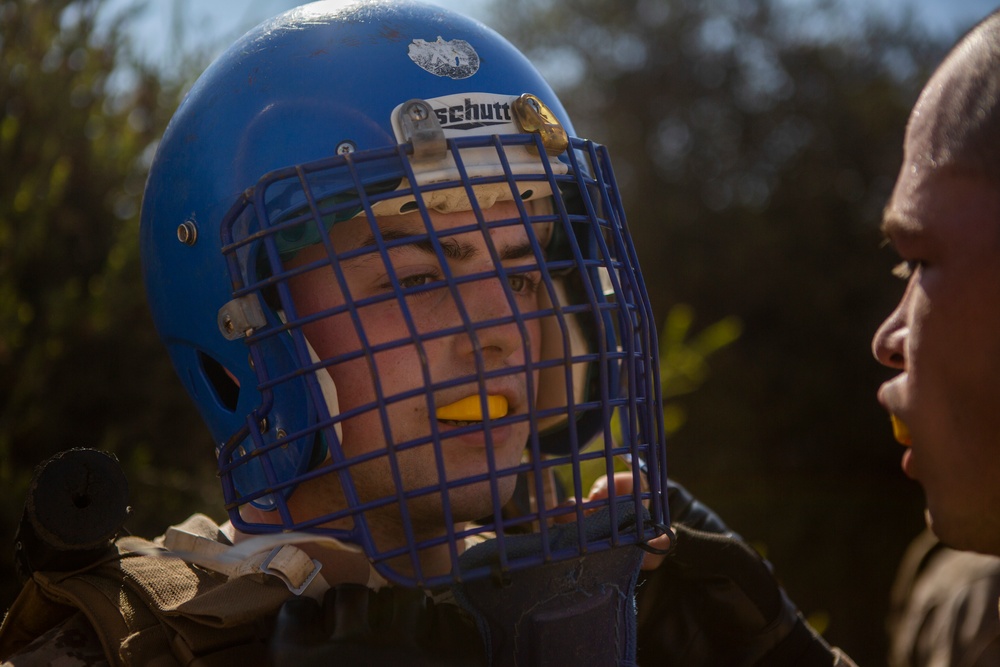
[889, 539, 1000, 667]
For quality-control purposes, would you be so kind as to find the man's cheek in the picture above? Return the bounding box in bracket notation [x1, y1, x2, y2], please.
[302, 311, 358, 356]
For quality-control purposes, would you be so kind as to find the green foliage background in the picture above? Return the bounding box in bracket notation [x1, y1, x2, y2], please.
[0, 0, 969, 663]
[0, 0, 222, 603]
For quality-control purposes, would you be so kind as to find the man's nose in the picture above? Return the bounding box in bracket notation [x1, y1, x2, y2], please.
[457, 274, 529, 364]
[872, 302, 907, 369]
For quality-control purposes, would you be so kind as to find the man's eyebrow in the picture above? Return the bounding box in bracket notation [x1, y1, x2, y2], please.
[345, 228, 466, 262]
[498, 240, 537, 261]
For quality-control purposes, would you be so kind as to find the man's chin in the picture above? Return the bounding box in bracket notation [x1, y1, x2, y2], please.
[924, 505, 1000, 556]
[442, 475, 519, 521]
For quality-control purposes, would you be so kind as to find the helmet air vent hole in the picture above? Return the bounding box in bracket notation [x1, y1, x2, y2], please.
[399, 200, 419, 214]
[199, 352, 240, 412]
[520, 190, 533, 200]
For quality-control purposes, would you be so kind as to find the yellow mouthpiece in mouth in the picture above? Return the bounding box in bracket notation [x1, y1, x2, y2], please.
[890, 414, 912, 445]
[436, 395, 508, 421]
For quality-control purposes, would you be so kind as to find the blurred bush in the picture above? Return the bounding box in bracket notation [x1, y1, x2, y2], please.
[0, 0, 220, 611]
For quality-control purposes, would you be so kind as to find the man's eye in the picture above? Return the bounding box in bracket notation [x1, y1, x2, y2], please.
[397, 274, 434, 289]
[892, 260, 919, 280]
[507, 273, 539, 294]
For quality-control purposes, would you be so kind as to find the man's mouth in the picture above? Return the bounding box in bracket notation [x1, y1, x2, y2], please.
[436, 395, 508, 426]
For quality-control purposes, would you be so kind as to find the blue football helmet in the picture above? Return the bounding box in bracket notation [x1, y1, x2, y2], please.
[140, 0, 668, 587]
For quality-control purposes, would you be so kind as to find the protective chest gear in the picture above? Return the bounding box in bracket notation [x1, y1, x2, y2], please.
[140, 0, 668, 588]
[3, 511, 647, 666]
[0, 515, 293, 667]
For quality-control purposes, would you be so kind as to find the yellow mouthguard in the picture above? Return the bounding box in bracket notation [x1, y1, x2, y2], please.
[890, 415, 912, 445]
[436, 395, 508, 421]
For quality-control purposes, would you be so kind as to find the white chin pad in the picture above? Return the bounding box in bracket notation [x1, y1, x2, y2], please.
[305, 335, 343, 446]
[277, 310, 343, 446]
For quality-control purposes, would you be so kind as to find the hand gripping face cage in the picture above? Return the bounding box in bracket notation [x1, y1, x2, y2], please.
[139, 0, 668, 588]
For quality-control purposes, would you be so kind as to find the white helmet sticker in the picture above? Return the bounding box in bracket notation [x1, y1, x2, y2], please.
[408, 37, 480, 79]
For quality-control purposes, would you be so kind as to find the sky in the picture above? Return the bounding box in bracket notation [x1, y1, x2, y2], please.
[105, 0, 490, 74]
[107, 0, 998, 76]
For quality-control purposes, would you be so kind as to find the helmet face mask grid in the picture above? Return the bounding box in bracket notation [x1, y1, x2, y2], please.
[209, 132, 666, 586]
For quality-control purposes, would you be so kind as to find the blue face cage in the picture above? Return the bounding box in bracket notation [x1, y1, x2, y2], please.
[211, 128, 668, 589]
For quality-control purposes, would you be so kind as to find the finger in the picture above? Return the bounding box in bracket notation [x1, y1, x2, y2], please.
[551, 498, 578, 524]
[330, 584, 371, 641]
[587, 475, 610, 500]
[271, 596, 323, 656]
[587, 471, 636, 501]
[640, 532, 672, 571]
[667, 480, 733, 535]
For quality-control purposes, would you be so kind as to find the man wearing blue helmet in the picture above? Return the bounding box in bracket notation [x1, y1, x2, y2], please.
[1, 1, 850, 665]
